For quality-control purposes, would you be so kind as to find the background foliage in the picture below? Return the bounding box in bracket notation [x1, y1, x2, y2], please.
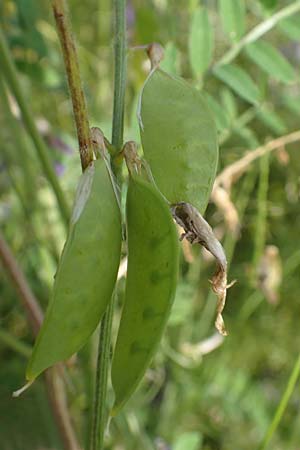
[1, 1, 300, 449]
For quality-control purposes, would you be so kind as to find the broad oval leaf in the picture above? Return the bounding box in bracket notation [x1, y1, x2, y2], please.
[26, 158, 122, 381]
[111, 175, 179, 414]
[188, 7, 214, 77]
[213, 64, 261, 105]
[245, 40, 296, 84]
[139, 68, 218, 214]
[219, 0, 246, 41]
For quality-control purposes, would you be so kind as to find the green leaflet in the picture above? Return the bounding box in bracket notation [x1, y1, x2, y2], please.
[219, 0, 246, 42]
[188, 7, 214, 77]
[257, 105, 287, 135]
[213, 64, 261, 105]
[111, 174, 179, 415]
[26, 158, 122, 381]
[245, 40, 296, 84]
[205, 93, 230, 131]
[279, 15, 300, 41]
[139, 68, 218, 215]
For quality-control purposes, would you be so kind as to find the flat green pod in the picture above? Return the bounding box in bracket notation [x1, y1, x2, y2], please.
[111, 174, 179, 415]
[26, 158, 122, 381]
[139, 68, 218, 214]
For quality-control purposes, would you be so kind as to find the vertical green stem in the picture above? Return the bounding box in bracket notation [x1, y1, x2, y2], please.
[0, 29, 69, 228]
[251, 152, 269, 284]
[90, 1, 126, 449]
[258, 352, 300, 450]
[111, 0, 126, 151]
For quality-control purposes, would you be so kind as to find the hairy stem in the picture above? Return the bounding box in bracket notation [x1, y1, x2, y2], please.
[0, 29, 69, 228]
[90, 1, 127, 449]
[51, 0, 94, 170]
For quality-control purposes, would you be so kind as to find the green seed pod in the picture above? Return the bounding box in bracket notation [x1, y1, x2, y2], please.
[26, 158, 122, 381]
[139, 68, 218, 214]
[111, 171, 179, 415]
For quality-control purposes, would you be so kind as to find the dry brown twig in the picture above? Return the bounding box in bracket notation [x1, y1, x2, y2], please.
[211, 130, 300, 231]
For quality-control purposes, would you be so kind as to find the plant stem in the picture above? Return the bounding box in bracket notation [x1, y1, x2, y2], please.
[90, 1, 127, 449]
[251, 153, 269, 284]
[111, 0, 127, 151]
[51, 0, 94, 171]
[0, 29, 69, 228]
[215, 0, 300, 67]
[0, 231, 80, 450]
[258, 352, 300, 450]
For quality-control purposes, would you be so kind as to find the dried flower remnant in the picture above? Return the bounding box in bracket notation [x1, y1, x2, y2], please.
[171, 202, 235, 336]
[258, 245, 282, 305]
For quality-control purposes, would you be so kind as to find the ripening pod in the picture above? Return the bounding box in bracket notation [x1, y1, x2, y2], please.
[26, 157, 122, 381]
[139, 67, 218, 214]
[111, 170, 179, 415]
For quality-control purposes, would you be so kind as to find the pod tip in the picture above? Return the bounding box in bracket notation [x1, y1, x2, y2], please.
[12, 380, 34, 398]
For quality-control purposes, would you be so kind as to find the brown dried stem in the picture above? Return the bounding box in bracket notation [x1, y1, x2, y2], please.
[215, 130, 300, 191]
[211, 130, 300, 232]
[51, 0, 94, 170]
[0, 231, 81, 450]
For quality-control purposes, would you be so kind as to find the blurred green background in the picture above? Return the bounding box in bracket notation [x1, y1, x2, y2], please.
[1, 0, 300, 449]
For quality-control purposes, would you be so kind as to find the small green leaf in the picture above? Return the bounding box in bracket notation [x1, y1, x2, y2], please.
[205, 93, 230, 131]
[174, 432, 202, 450]
[160, 42, 180, 76]
[279, 14, 300, 41]
[214, 64, 261, 105]
[235, 126, 259, 148]
[245, 40, 296, 84]
[257, 105, 287, 135]
[282, 93, 300, 115]
[188, 7, 214, 77]
[259, 0, 278, 10]
[220, 87, 238, 121]
[219, 0, 246, 41]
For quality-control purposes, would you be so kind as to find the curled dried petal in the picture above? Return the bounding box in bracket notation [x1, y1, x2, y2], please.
[171, 202, 235, 336]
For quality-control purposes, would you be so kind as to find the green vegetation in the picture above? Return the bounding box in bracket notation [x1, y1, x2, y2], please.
[1, 1, 300, 449]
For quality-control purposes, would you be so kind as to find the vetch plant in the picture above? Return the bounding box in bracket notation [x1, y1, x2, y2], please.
[4, 1, 300, 449]
[17, 10, 229, 450]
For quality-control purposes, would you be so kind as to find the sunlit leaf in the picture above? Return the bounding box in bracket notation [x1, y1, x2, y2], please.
[214, 64, 261, 105]
[174, 432, 202, 450]
[245, 40, 296, 84]
[219, 0, 246, 41]
[188, 7, 214, 77]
